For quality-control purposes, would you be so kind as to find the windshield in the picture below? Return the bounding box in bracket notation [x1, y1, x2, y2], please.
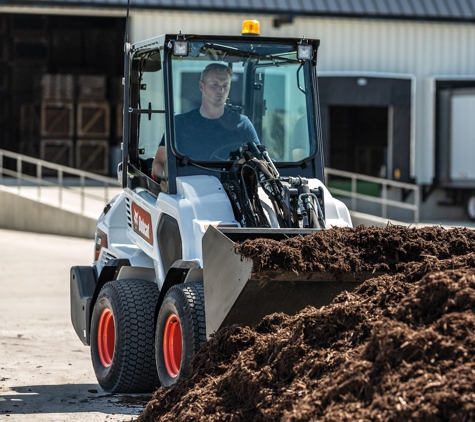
[170, 41, 316, 163]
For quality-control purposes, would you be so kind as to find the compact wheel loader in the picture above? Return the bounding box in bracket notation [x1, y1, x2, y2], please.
[70, 21, 365, 393]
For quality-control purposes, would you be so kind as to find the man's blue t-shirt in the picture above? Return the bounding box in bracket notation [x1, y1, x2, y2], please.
[173, 108, 260, 160]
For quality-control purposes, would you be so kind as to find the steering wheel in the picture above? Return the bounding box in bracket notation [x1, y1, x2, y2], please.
[208, 142, 243, 161]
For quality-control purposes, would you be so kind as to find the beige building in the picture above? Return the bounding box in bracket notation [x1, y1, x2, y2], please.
[1, 0, 475, 220]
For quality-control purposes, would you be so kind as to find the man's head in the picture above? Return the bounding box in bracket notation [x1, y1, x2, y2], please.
[199, 63, 233, 110]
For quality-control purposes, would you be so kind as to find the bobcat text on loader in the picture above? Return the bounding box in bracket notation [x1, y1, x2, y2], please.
[70, 20, 357, 393]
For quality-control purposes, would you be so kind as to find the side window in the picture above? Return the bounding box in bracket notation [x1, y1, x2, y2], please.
[258, 65, 313, 162]
[138, 58, 165, 178]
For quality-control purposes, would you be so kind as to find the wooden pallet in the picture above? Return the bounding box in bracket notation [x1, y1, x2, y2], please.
[76, 101, 110, 138]
[40, 101, 74, 138]
[40, 139, 74, 167]
[75, 139, 109, 175]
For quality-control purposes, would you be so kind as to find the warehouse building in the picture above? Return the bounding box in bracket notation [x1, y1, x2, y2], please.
[1, 0, 475, 220]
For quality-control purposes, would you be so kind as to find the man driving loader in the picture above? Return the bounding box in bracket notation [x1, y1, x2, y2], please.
[152, 63, 259, 180]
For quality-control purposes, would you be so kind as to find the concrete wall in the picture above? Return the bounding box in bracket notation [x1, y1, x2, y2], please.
[0, 187, 96, 239]
[350, 211, 407, 228]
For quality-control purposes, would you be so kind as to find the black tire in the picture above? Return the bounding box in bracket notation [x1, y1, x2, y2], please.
[155, 282, 206, 387]
[90, 279, 159, 393]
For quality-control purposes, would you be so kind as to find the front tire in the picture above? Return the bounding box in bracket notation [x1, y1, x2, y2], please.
[90, 279, 159, 393]
[155, 282, 206, 387]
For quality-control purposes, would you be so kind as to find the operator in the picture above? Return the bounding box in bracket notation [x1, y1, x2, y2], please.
[152, 63, 259, 180]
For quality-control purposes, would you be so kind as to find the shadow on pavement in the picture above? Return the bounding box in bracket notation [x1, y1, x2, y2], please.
[0, 383, 151, 416]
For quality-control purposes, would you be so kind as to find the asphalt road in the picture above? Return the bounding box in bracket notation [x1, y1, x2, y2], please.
[0, 228, 148, 421]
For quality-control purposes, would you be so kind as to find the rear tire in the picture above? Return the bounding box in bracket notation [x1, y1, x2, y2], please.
[155, 282, 206, 387]
[90, 279, 159, 393]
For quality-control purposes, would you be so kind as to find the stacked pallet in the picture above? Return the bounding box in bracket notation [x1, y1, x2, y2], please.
[76, 75, 110, 175]
[39, 74, 75, 167]
[37, 73, 111, 175]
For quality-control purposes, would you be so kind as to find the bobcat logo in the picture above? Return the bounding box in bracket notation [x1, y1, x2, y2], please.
[131, 202, 153, 244]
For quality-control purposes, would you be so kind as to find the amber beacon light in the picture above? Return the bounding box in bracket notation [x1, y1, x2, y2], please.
[242, 20, 260, 36]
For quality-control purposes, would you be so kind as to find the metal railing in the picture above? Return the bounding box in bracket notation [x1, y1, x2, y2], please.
[0, 148, 121, 217]
[0, 148, 418, 222]
[325, 167, 420, 223]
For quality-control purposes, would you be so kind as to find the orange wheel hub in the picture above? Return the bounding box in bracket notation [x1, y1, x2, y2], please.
[98, 308, 115, 367]
[163, 314, 182, 378]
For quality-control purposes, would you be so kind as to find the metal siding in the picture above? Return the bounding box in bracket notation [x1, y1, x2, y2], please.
[423, 0, 439, 16]
[371, 0, 390, 14]
[247, 0, 262, 8]
[432, 0, 449, 16]
[446, 0, 464, 16]
[457, 0, 475, 15]
[313, 0, 331, 13]
[235, 0, 254, 8]
[398, 0, 416, 15]
[359, 0, 378, 14]
[386, 1, 403, 14]
[9, 0, 475, 20]
[299, 0, 315, 12]
[273, 0, 291, 11]
[325, 0, 341, 13]
[408, 0, 427, 14]
[340, 0, 363, 14]
[349, 0, 366, 14]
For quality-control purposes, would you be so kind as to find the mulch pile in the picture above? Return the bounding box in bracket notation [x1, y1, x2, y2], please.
[133, 225, 475, 421]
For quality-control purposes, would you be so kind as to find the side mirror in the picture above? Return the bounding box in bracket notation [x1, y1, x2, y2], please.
[142, 51, 162, 72]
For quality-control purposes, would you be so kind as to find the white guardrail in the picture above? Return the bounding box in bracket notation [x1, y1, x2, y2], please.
[0, 148, 121, 217]
[325, 167, 420, 224]
[0, 148, 419, 223]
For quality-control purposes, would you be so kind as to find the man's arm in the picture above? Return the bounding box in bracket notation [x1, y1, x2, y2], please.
[152, 145, 166, 181]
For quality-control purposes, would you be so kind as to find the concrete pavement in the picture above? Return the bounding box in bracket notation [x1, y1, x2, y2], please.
[0, 228, 147, 421]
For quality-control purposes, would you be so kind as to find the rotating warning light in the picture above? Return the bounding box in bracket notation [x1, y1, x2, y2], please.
[242, 20, 260, 36]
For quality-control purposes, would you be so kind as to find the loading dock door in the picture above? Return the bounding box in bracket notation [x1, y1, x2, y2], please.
[437, 86, 475, 184]
[318, 76, 412, 182]
[330, 106, 387, 177]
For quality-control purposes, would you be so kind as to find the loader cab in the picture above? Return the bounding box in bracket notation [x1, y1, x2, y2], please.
[124, 31, 323, 196]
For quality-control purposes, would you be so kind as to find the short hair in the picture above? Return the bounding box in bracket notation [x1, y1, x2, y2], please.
[200, 63, 233, 83]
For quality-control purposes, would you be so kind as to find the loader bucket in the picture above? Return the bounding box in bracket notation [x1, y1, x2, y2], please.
[202, 226, 375, 338]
